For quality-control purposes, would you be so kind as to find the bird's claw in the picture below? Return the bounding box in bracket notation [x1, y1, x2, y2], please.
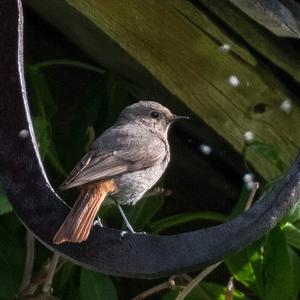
[93, 217, 104, 227]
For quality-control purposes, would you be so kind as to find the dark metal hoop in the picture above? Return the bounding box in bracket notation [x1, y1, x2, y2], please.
[0, 0, 299, 279]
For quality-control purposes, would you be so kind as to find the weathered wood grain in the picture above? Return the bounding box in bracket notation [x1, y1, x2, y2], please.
[26, 0, 300, 179]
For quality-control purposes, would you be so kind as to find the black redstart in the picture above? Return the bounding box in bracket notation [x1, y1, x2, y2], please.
[53, 101, 188, 244]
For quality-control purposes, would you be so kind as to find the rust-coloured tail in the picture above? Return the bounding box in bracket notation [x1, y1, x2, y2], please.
[53, 180, 116, 244]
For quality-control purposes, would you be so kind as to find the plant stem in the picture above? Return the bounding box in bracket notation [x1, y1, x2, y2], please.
[42, 253, 60, 294]
[225, 276, 234, 300]
[175, 261, 222, 300]
[19, 230, 35, 293]
[131, 275, 179, 300]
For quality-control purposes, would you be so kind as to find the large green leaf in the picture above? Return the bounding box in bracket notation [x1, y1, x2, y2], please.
[288, 248, 300, 300]
[282, 222, 300, 250]
[263, 227, 293, 300]
[225, 241, 264, 298]
[80, 269, 118, 300]
[0, 214, 25, 299]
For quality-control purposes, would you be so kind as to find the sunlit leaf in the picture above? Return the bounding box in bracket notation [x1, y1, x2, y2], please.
[263, 227, 293, 300]
[225, 241, 264, 298]
[282, 201, 300, 223]
[282, 222, 300, 250]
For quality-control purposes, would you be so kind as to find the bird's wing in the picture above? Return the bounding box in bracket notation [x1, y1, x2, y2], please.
[60, 126, 166, 190]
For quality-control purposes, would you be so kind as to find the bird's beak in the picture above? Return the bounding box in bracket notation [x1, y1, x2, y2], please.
[171, 114, 189, 122]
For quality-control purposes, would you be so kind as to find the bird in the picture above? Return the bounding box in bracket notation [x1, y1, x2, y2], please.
[53, 101, 188, 244]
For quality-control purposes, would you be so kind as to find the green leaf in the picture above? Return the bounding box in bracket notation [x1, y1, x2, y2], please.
[53, 262, 80, 299]
[80, 268, 118, 300]
[288, 247, 300, 300]
[228, 185, 251, 220]
[26, 65, 66, 175]
[282, 201, 300, 223]
[225, 241, 264, 298]
[282, 222, 300, 250]
[0, 214, 25, 299]
[149, 211, 226, 234]
[0, 190, 12, 215]
[263, 227, 293, 300]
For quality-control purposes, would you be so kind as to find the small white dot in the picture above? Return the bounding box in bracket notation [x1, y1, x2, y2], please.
[228, 75, 240, 87]
[243, 173, 255, 190]
[169, 279, 176, 287]
[198, 144, 212, 155]
[120, 231, 128, 238]
[243, 173, 254, 183]
[244, 131, 254, 142]
[280, 98, 292, 113]
[219, 44, 231, 52]
[18, 129, 29, 139]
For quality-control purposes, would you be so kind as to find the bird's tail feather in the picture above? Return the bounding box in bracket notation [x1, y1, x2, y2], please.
[53, 180, 115, 244]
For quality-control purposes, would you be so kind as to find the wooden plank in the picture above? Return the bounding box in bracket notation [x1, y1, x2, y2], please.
[200, 0, 300, 81]
[26, 0, 300, 179]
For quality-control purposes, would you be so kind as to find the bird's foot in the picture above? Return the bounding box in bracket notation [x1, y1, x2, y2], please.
[93, 217, 104, 227]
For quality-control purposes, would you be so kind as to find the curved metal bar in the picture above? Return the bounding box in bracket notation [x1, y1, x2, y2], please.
[0, 0, 300, 279]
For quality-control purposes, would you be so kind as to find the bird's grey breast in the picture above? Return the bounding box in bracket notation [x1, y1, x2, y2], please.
[112, 131, 170, 205]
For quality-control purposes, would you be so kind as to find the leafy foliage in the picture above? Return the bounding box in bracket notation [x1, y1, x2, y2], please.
[1, 38, 300, 300]
[26, 65, 66, 175]
[1, 56, 300, 299]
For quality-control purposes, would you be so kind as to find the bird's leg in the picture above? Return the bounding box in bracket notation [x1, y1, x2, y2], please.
[93, 216, 104, 227]
[116, 203, 136, 233]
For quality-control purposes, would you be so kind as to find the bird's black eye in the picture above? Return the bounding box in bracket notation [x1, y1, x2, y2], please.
[150, 111, 160, 119]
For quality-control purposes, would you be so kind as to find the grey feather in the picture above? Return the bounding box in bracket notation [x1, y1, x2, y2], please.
[61, 123, 167, 189]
